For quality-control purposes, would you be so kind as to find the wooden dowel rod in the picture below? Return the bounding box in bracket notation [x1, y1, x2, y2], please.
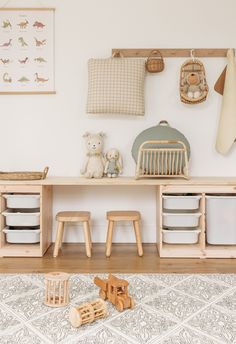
[0, 8, 55, 11]
[112, 48, 230, 58]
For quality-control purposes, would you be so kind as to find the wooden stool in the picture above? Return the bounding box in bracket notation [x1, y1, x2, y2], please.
[53, 211, 92, 258]
[106, 211, 143, 257]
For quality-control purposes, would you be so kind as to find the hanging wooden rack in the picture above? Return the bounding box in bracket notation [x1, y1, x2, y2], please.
[112, 48, 231, 58]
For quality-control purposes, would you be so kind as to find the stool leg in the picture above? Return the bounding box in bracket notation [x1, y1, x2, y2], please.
[88, 220, 92, 249]
[106, 220, 114, 257]
[83, 221, 92, 258]
[58, 222, 65, 249]
[53, 221, 64, 257]
[133, 220, 143, 257]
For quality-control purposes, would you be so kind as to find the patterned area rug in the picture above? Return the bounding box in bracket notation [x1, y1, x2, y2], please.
[0, 273, 236, 344]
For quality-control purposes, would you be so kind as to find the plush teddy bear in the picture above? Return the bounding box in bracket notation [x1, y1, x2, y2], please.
[104, 148, 123, 178]
[183, 72, 205, 99]
[80, 132, 105, 178]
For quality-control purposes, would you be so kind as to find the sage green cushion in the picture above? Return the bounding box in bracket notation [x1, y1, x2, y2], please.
[132, 123, 190, 174]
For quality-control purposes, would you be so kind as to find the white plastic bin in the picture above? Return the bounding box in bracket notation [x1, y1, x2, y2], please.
[3, 228, 40, 243]
[163, 212, 201, 228]
[163, 195, 201, 210]
[3, 194, 40, 209]
[2, 210, 40, 227]
[162, 229, 200, 244]
[206, 195, 236, 245]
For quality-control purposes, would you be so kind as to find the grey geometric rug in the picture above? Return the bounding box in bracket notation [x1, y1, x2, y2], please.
[0, 273, 236, 344]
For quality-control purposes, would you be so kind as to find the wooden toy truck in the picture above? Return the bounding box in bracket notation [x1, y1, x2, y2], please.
[94, 274, 135, 312]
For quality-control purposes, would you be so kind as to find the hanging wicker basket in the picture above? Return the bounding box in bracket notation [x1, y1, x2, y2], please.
[180, 59, 208, 104]
[0, 166, 49, 180]
[146, 50, 164, 73]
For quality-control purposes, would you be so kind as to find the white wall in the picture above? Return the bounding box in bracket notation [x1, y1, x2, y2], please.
[1, 0, 236, 242]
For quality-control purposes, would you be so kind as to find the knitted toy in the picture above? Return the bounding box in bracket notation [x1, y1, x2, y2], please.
[104, 148, 123, 178]
[81, 132, 105, 178]
[183, 72, 205, 99]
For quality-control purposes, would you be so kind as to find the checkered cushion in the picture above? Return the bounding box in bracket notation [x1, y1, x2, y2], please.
[87, 58, 145, 116]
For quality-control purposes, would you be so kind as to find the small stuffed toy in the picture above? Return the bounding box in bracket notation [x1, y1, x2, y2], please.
[183, 72, 206, 99]
[80, 132, 105, 178]
[104, 148, 123, 178]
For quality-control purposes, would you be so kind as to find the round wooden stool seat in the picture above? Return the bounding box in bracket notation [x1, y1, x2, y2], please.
[56, 211, 90, 222]
[106, 210, 143, 257]
[106, 211, 141, 221]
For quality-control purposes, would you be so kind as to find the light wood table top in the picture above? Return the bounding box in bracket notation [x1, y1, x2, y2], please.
[0, 176, 236, 186]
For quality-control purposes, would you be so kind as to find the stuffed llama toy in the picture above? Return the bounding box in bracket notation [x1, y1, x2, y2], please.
[80, 132, 105, 178]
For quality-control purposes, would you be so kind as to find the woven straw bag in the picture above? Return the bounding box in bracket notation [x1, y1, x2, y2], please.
[179, 59, 208, 104]
[146, 50, 164, 73]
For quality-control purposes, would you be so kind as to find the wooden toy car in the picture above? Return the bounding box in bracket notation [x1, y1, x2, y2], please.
[94, 273, 135, 312]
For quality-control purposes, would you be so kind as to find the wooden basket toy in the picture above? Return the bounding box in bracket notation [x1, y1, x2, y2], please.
[44, 272, 70, 307]
[0, 166, 49, 180]
[69, 299, 108, 327]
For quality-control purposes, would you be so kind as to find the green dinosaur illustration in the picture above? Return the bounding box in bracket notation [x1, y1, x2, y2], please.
[3, 73, 12, 83]
[34, 57, 47, 63]
[18, 37, 28, 47]
[18, 76, 30, 82]
[2, 20, 12, 29]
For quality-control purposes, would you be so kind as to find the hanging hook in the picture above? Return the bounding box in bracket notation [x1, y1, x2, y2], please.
[190, 49, 195, 61]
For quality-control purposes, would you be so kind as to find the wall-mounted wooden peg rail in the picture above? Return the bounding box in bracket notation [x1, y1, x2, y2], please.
[112, 48, 231, 58]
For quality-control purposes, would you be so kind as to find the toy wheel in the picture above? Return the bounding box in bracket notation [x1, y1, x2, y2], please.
[116, 300, 124, 312]
[130, 298, 135, 309]
[99, 290, 107, 300]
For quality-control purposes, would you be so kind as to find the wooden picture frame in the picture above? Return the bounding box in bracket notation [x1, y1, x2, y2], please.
[0, 8, 55, 94]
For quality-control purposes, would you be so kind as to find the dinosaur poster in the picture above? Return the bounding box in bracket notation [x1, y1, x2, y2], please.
[0, 8, 55, 94]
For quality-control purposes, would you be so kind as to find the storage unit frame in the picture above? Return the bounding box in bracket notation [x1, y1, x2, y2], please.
[157, 183, 236, 258]
[0, 177, 236, 258]
[0, 184, 52, 257]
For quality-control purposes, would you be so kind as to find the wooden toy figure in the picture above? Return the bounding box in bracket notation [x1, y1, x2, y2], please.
[44, 272, 70, 307]
[94, 274, 135, 311]
[69, 299, 108, 327]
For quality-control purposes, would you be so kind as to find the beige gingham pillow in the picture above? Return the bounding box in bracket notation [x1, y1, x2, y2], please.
[86, 58, 145, 116]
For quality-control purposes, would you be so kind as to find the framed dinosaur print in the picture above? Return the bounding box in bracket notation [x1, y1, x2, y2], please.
[0, 8, 55, 94]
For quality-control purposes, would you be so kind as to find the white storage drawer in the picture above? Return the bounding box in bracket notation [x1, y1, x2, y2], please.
[206, 195, 236, 245]
[3, 228, 40, 244]
[163, 212, 201, 228]
[3, 194, 40, 209]
[2, 210, 40, 227]
[163, 195, 201, 210]
[162, 229, 200, 244]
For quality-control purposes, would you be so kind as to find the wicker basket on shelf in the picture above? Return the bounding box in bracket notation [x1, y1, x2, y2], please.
[0, 166, 49, 180]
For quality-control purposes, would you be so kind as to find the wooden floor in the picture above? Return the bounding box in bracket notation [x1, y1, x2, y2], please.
[0, 244, 235, 273]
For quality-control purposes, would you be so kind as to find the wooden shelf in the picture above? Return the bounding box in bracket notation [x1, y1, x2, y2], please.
[0, 176, 236, 187]
[0, 185, 52, 257]
[160, 243, 202, 258]
[0, 243, 41, 257]
[205, 245, 236, 258]
[112, 48, 230, 58]
[158, 186, 236, 259]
